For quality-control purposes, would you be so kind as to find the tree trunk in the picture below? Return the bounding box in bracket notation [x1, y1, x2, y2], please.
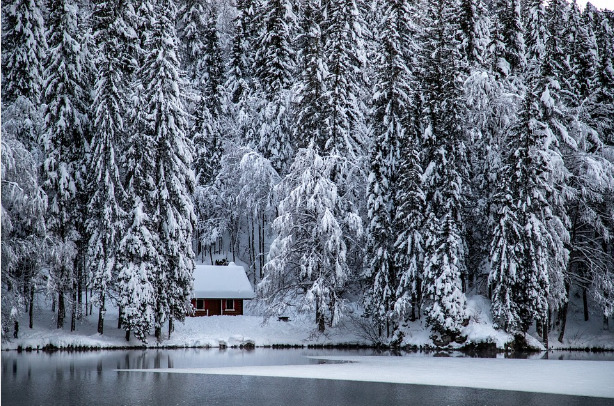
[97, 294, 105, 334]
[168, 318, 173, 339]
[52, 294, 56, 313]
[118, 306, 123, 329]
[261, 212, 265, 279]
[29, 285, 34, 329]
[70, 283, 76, 332]
[251, 217, 256, 284]
[583, 287, 589, 321]
[125, 329, 130, 342]
[57, 292, 65, 329]
[604, 315, 610, 331]
[543, 312, 549, 349]
[316, 301, 325, 332]
[13, 320, 19, 339]
[85, 281, 88, 316]
[558, 281, 570, 343]
[155, 326, 162, 342]
[77, 256, 83, 320]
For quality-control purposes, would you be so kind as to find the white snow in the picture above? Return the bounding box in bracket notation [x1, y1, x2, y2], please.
[3, 294, 612, 351]
[192, 263, 255, 299]
[118, 355, 614, 398]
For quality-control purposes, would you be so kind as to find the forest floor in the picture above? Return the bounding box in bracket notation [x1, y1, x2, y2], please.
[2, 293, 613, 351]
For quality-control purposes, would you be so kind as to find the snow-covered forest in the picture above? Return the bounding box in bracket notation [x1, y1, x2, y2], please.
[2, 0, 614, 347]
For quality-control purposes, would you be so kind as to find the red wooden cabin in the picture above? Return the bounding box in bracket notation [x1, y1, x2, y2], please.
[190, 263, 255, 316]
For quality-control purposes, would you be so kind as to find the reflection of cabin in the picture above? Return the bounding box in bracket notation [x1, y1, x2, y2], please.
[190, 263, 255, 316]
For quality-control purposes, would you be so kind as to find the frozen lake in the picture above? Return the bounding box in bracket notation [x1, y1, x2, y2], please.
[2, 349, 614, 405]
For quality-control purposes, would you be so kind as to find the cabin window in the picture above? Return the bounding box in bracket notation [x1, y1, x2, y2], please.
[225, 299, 234, 310]
[196, 299, 204, 310]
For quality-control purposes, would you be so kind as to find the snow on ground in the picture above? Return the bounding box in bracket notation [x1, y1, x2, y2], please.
[2, 294, 613, 351]
[118, 355, 614, 398]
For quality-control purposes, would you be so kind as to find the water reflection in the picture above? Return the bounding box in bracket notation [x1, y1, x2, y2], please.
[2, 348, 611, 406]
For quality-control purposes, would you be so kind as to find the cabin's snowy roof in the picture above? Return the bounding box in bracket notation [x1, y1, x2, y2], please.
[192, 263, 255, 299]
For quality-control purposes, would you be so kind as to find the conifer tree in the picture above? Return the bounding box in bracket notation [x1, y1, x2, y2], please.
[86, 0, 131, 334]
[252, 0, 297, 173]
[365, 0, 417, 340]
[320, 0, 368, 160]
[491, 0, 525, 78]
[116, 200, 156, 342]
[459, 0, 490, 67]
[1, 0, 47, 151]
[134, 0, 195, 341]
[419, 0, 469, 342]
[1, 0, 48, 334]
[294, 0, 326, 150]
[43, 0, 90, 330]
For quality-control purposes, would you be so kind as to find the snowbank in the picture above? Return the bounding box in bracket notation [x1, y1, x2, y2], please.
[117, 355, 614, 398]
[3, 294, 613, 351]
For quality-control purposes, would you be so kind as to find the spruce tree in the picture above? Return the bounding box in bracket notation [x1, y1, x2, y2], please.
[294, 0, 326, 150]
[251, 0, 297, 173]
[43, 0, 90, 330]
[491, 0, 525, 78]
[1, 0, 47, 151]
[116, 200, 156, 342]
[86, 0, 131, 335]
[320, 0, 368, 159]
[419, 0, 469, 342]
[135, 0, 195, 341]
[365, 0, 417, 340]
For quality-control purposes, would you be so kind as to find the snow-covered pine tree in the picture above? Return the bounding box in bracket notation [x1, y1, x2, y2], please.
[261, 145, 363, 331]
[183, 0, 224, 187]
[365, 0, 417, 340]
[320, 0, 368, 160]
[116, 200, 156, 342]
[135, 0, 195, 341]
[253, 0, 296, 97]
[489, 85, 567, 337]
[1, 0, 47, 152]
[252, 0, 297, 173]
[294, 0, 326, 150]
[86, 0, 132, 335]
[226, 0, 256, 105]
[1, 0, 48, 334]
[491, 0, 526, 79]
[43, 0, 90, 330]
[459, 0, 490, 67]
[522, 0, 547, 74]
[590, 4, 614, 144]
[418, 0, 469, 343]
[178, 0, 207, 83]
[1, 131, 48, 337]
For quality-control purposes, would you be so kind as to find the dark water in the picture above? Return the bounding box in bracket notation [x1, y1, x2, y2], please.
[2, 349, 613, 406]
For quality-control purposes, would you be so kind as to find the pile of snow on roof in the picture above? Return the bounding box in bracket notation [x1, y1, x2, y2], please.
[192, 263, 255, 299]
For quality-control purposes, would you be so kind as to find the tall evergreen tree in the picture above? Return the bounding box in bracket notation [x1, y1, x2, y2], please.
[419, 0, 469, 342]
[1, 0, 48, 335]
[43, 0, 90, 330]
[491, 0, 525, 78]
[116, 200, 156, 342]
[250, 0, 297, 173]
[1, 0, 47, 151]
[294, 0, 326, 150]
[320, 0, 368, 160]
[86, 0, 132, 335]
[365, 0, 417, 340]
[134, 0, 195, 341]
